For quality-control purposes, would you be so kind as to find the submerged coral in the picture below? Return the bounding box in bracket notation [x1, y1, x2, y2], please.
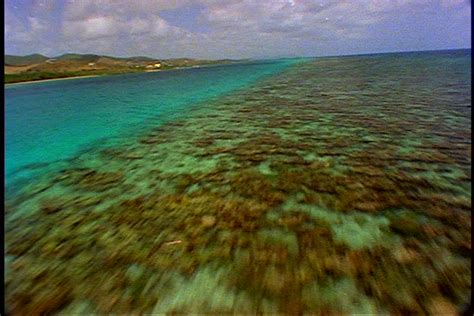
[5, 53, 471, 314]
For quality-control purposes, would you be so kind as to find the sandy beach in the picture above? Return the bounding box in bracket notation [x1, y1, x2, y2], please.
[5, 75, 101, 87]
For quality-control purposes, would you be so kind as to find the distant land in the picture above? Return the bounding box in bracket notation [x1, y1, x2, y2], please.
[4, 53, 242, 84]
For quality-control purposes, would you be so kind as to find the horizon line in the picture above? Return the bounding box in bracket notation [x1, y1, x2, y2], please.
[5, 47, 471, 62]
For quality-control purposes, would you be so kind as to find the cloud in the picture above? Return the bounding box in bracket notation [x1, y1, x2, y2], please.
[62, 0, 195, 21]
[201, 1, 383, 38]
[440, 0, 470, 7]
[4, 0, 472, 58]
[30, 0, 58, 16]
[5, 6, 28, 41]
[151, 18, 172, 37]
[27, 17, 46, 32]
[63, 15, 119, 40]
[128, 18, 150, 35]
[5, 5, 49, 44]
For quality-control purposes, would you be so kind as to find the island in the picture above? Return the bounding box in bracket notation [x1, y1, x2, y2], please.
[4, 53, 241, 84]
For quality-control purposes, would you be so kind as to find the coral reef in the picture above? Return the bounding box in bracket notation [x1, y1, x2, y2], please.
[5, 54, 471, 314]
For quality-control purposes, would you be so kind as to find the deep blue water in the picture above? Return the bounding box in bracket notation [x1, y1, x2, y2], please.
[5, 59, 300, 186]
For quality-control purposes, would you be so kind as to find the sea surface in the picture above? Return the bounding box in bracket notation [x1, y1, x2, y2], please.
[5, 59, 301, 191]
[5, 50, 471, 314]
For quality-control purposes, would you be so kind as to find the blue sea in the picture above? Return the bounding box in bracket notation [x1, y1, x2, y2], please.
[5, 59, 300, 189]
[5, 50, 471, 314]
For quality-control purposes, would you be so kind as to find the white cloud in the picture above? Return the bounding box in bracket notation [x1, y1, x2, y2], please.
[151, 17, 171, 37]
[28, 17, 47, 32]
[129, 18, 150, 35]
[31, 0, 58, 16]
[63, 15, 119, 40]
[5, 6, 50, 43]
[5, 0, 472, 58]
[63, 0, 196, 21]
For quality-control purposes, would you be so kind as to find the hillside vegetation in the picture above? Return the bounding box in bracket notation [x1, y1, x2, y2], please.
[5, 53, 239, 83]
[5, 54, 49, 66]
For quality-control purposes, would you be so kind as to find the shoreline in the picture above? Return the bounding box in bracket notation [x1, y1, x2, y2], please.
[5, 75, 102, 87]
[4, 62, 247, 87]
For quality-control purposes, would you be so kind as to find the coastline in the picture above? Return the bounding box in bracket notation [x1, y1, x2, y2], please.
[5, 75, 102, 87]
[4, 62, 247, 87]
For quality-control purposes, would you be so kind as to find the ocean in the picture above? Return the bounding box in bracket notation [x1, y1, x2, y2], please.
[5, 49, 471, 314]
[5, 59, 301, 191]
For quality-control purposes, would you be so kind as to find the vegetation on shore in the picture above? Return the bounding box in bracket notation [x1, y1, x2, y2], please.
[5, 53, 239, 84]
[5, 69, 141, 84]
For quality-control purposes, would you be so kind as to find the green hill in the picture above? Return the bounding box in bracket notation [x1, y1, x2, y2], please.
[54, 54, 101, 62]
[5, 53, 241, 84]
[5, 54, 49, 66]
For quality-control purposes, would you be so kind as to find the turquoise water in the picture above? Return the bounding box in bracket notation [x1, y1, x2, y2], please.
[5, 59, 299, 186]
[5, 50, 471, 314]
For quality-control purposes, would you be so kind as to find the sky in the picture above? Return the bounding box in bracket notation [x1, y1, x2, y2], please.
[4, 0, 472, 59]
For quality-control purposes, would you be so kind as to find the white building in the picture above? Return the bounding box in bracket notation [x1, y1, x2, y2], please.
[146, 63, 161, 69]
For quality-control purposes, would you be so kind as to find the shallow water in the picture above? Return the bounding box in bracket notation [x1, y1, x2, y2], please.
[5, 50, 471, 314]
[5, 59, 299, 189]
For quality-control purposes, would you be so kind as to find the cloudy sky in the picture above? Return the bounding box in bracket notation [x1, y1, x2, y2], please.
[5, 0, 471, 59]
